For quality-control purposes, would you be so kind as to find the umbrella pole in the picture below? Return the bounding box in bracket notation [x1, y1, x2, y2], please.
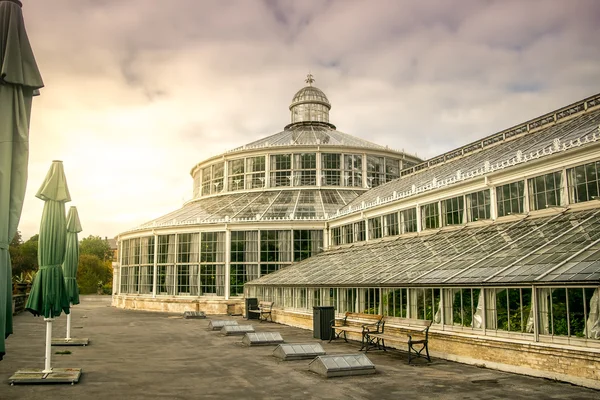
[66, 305, 72, 341]
[43, 318, 53, 373]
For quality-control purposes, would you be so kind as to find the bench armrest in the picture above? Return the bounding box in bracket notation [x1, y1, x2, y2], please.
[407, 326, 429, 341]
[362, 322, 382, 334]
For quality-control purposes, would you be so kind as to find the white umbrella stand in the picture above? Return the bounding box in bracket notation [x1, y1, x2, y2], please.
[52, 307, 89, 346]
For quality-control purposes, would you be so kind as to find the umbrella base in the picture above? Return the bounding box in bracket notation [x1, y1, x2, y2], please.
[9, 368, 82, 385]
[51, 338, 89, 346]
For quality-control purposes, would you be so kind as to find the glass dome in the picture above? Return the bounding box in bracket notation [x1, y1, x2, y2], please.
[291, 86, 331, 106]
[289, 74, 332, 126]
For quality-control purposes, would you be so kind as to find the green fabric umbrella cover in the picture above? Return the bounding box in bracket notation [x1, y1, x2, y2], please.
[25, 161, 71, 318]
[63, 206, 82, 305]
[0, 0, 44, 360]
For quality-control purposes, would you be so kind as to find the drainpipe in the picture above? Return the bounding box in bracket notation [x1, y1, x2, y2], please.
[532, 285, 539, 342]
[152, 230, 158, 298]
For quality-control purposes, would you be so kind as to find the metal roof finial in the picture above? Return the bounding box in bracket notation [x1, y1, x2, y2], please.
[305, 72, 314, 86]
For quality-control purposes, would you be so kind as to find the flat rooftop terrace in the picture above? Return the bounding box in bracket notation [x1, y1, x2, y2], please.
[1, 296, 598, 400]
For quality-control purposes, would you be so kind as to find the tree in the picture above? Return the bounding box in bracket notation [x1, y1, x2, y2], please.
[77, 254, 113, 294]
[10, 232, 38, 277]
[11, 230, 22, 246]
[80, 235, 113, 262]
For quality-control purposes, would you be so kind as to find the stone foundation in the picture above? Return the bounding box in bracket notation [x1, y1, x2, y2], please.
[112, 295, 243, 315]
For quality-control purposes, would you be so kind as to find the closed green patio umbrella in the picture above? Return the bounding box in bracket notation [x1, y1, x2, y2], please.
[0, 0, 44, 361]
[55, 206, 88, 345]
[25, 160, 71, 373]
[63, 206, 81, 307]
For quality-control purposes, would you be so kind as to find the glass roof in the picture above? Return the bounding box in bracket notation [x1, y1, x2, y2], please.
[339, 106, 600, 215]
[228, 123, 397, 153]
[248, 207, 600, 287]
[134, 189, 363, 230]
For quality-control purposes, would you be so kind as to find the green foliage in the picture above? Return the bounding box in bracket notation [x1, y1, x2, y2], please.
[77, 254, 113, 294]
[12, 270, 36, 285]
[10, 231, 39, 277]
[80, 235, 113, 261]
[102, 283, 113, 295]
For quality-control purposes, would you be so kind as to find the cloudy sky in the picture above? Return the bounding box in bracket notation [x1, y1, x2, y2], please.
[15, 0, 600, 240]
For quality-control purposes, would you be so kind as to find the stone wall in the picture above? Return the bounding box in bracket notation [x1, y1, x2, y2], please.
[12, 294, 27, 315]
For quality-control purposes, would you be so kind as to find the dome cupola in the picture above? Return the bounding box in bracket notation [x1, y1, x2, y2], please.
[288, 74, 334, 129]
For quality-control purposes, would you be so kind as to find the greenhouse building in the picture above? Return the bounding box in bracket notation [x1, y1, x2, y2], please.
[113, 77, 600, 388]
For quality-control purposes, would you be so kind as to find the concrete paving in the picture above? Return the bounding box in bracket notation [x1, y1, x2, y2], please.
[0, 296, 598, 400]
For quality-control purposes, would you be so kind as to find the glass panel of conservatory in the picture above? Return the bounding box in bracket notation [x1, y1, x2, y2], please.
[567, 161, 600, 204]
[385, 158, 400, 182]
[343, 154, 362, 187]
[293, 153, 316, 186]
[246, 156, 266, 189]
[442, 196, 464, 226]
[321, 153, 341, 186]
[466, 189, 491, 222]
[366, 155, 384, 188]
[228, 158, 245, 191]
[294, 191, 321, 219]
[177, 265, 190, 295]
[213, 163, 224, 193]
[294, 230, 323, 262]
[202, 165, 212, 195]
[496, 181, 525, 217]
[383, 212, 399, 237]
[261, 231, 292, 263]
[230, 264, 257, 296]
[360, 288, 379, 314]
[263, 191, 298, 219]
[383, 288, 407, 317]
[421, 203, 439, 230]
[448, 288, 479, 328]
[270, 154, 292, 187]
[200, 232, 225, 296]
[343, 224, 354, 244]
[491, 288, 532, 332]
[401, 208, 417, 233]
[536, 287, 599, 339]
[332, 227, 342, 246]
[342, 288, 358, 313]
[368, 217, 382, 240]
[528, 171, 563, 211]
[354, 221, 366, 242]
[193, 173, 201, 197]
[138, 236, 154, 294]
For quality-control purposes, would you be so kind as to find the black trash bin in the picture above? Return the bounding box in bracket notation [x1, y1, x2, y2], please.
[245, 298, 259, 319]
[313, 306, 335, 340]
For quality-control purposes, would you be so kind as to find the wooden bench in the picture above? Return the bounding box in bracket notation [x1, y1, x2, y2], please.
[365, 317, 432, 364]
[247, 301, 273, 322]
[329, 312, 384, 350]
